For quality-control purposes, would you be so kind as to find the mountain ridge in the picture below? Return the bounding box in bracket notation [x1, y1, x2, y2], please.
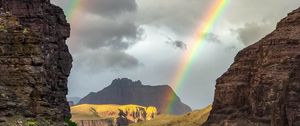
[78, 78, 192, 115]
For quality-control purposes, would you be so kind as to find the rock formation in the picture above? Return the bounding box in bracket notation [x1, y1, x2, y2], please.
[205, 7, 300, 126]
[71, 104, 157, 126]
[76, 120, 114, 126]
[79, 78, 192, 115]
[131, 105, 212, 126]
[116, 110, 129, 126]
[0, 0, 72, 125]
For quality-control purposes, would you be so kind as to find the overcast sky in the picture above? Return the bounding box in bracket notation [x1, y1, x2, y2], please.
[51, 0, 300, 109]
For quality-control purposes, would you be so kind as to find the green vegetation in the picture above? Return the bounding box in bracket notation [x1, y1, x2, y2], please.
[130, 105, 212, 126]
[26, 119, 38, 126]
[64, 117, 77, 126]
[0, 25, 7, 32]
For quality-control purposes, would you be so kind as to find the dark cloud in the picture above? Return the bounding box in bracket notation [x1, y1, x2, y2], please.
[75, 48, 140, 73]
[81, 0, 137, 17]
[168, 40, 187, 50]
[165, 36, 187, 50]
[51, 0, 137, 18]
[74, 17, 144, 50]
[173, 40, 187, 50]
[51, 0, 142, 51]
[234, 22, 274, 45]
[52, 0, 143, 71]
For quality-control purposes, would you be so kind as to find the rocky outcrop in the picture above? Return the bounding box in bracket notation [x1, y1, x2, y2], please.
[79, 78, 192, 115]
[205, 7, 300, 126]
[76, 120, 114, 126]
[0, 0, 72, 125]
[131, 105, 212, 126]
[71, 104, 157, 126]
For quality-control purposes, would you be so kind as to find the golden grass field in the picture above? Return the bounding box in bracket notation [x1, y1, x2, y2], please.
[130, 105, 212, 126]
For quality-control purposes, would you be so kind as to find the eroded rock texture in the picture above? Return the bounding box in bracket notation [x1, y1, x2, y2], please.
[205, 8, 300, 126]
[0, 0, 72, 125]
[76, 120, 114, 126]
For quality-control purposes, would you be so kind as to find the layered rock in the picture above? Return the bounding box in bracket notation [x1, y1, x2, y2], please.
[131, 105, 212, 126]
[76, 120, 114, 126]
[0, 0, 72, 125]
[205, 7, 300, 126]
[79, 78, 192, 115]
[71, 104, 158, 126]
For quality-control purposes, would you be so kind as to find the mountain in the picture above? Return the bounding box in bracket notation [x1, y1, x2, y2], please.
[79, 78, 192, 115]
[0, 0, 72, 125]
[71, 104, 158, 126]
[131, 105, 212, 126]
[68, 97, 82, 104]
[205, 7, 300, 126]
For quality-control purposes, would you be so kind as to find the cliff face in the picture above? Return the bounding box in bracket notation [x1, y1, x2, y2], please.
[205, 8, 300, 126]
[131, 105, 212, 126]
[0, 0, 72, 125]
[79, 78, 192, 115]
[71, 104, 157, 126]
[76, 120, 114, 126]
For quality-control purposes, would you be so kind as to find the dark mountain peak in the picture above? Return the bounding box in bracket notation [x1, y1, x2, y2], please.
[110, 78, 143, 87]
[79, 78, 192, 115]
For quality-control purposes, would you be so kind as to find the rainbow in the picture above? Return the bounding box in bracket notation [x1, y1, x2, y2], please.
[165, 0, 229, 113]
[65, 0, 82, 21]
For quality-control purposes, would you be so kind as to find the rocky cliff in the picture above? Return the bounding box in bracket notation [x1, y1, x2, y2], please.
[79, 78, 192, 115]
[131, 105, 212, 126]
[0, 0, 72, 125]
[76, 120, 114, 126]
[71, 104, 157, 126]
[205, 7, 300, 126]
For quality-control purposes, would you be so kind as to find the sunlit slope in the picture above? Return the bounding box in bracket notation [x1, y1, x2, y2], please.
[71, 104, 157, 122]
[130, 105, 212, 126]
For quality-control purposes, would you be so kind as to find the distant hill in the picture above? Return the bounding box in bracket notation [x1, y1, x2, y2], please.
[71, 104, 158, 126]
[67, 97, 82, 104]
[130, 105, 212, 126]
[78, 78, 192, 115]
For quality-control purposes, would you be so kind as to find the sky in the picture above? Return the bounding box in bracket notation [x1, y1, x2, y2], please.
[50, 0, 300, 109]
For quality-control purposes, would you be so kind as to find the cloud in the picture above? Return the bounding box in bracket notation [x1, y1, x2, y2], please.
[167, 40, 187, 50]
[51, 0, 142, 51]
[51, 0, 143, 72]
[81, 0, 137, 18]
[205, 33, 221, 44]
[137, 0, 210, 36]
[72, 13, 143, 50]
[75, 48, 140, 73]
[234, 22, 274, 45]
[164, 35, 187, 50]
[51, 0, 137, 18]
[173, 40, 187, 50]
